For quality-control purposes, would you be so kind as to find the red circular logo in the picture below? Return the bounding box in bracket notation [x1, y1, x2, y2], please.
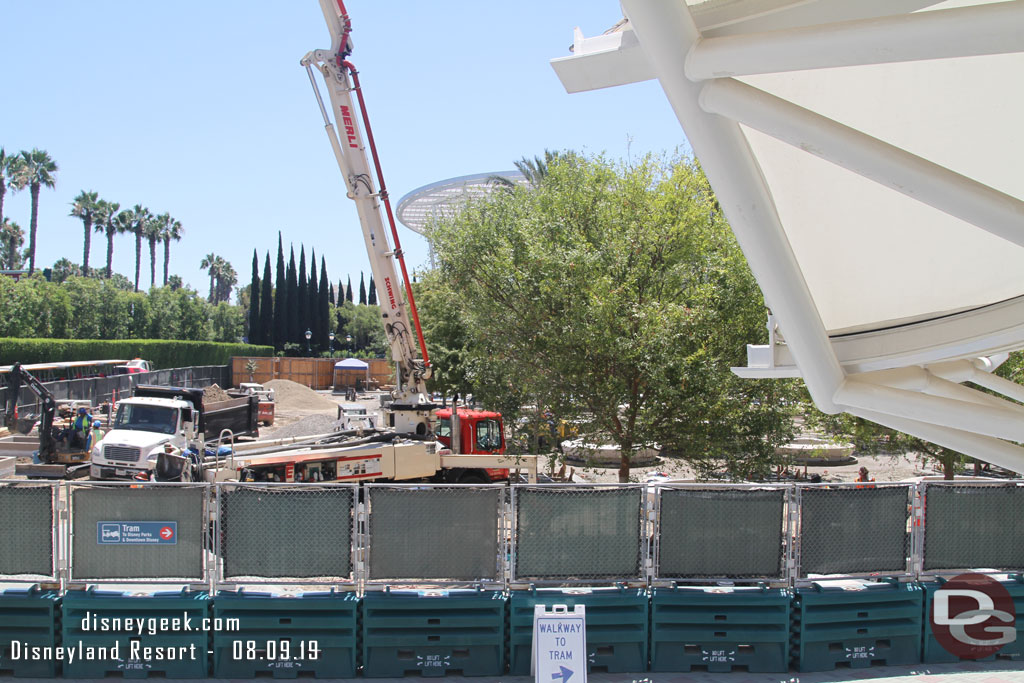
[159, 526, 175, 540]
[931, 573, 1016, 659]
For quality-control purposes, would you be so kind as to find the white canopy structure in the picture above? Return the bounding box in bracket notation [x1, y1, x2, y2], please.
[552, 0, 1024, 471]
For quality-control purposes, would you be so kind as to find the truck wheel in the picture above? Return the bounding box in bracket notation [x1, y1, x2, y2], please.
[457, 470, 491, 485]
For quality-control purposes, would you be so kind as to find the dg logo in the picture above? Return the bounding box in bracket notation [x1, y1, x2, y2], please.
[931, 573, 1017, 659]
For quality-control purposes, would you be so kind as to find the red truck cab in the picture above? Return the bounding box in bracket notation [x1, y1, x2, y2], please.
[434, 407, 508, 482]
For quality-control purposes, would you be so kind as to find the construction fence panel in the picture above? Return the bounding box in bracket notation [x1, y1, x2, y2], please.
[218, 482, 356, 582]
[922, 481, 1024, 573]
[655, 484, 787, 581]
[67, 482, 208, 582]
[797, 483, 913, 579]
[365, 484, 505, 583]
[0, 481, 58, 580]
[512, 484, 644, 583]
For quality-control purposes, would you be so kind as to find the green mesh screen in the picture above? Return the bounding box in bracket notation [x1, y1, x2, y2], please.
[0, 484, 54, 576]
[514, 487, 643, 580]
[71, 485, 205, 580]
[800, 485, 910, 575]
[367, 486, 503, 581]
[924, 484, 1024, 571]
[657, 487, 785, 578]
[221, 485, 354, 579]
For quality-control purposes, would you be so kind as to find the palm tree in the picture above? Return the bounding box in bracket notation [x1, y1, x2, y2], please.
[214, 257, 237, 304]
[12, 149, 58, 275]
[200, 252, 220, 302]
[488, 149, 573, 190]
[158, 214, 183, 286]
[93, 199, 122, 278]
[144, 214, 163, 289]
[0, 217, 25, 270]
[0, 148, 22, 232]
[124, 204, 152, 291]
[70, 190, 100, 274]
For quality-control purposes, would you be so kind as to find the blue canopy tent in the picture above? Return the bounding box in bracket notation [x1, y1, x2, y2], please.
[334, 358, 369, 393]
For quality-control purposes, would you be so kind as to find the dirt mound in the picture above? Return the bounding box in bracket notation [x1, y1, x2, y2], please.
[264, 379, 337, 411]
[271, 414, 346, 439]
[203, 384, 231, 403]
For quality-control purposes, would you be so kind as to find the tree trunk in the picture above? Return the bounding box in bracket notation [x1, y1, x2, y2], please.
[106, 228, 114, 278]
[148, 239, 157, 289]
[209, 273, 215, 303]
[134, 233, 142, 291]
[82, 218, 92, 274]
[28, 184, 39, 275]
[618, 442, 632, 483]
[942, 454, 955, 480]
[0, 180, 6, 229]
[162, 238, 170, 286]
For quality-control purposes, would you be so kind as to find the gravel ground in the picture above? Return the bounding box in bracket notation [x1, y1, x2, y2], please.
[269, 413, 347, 439]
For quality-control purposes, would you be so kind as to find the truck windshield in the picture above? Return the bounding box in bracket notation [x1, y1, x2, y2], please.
[114, 404, 178, 435]
[475, 419, 503, 451]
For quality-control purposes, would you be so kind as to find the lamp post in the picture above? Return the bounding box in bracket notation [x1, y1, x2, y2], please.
[329, 331, 336, 357]
[346, 334, 352, 355]
[305, 329, 312, 356]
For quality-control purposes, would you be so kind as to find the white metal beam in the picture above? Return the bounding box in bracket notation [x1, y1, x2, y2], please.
[700, 78, 1024, 248]
[620, 0, 844, 413]
[687, 1, 1024, 79]
[849, 407, 1024, 474]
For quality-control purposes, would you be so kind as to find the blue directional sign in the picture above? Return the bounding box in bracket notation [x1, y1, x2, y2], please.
[97, 521, 177, 545]
[551, 665, 574, 682]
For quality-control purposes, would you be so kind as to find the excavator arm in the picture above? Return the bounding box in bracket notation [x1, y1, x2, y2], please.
[4, 363, 58, 463]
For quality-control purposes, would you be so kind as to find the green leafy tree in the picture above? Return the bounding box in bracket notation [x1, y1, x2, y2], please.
[298, 246, 308, 343]
[0, 148, 18, 230]
[200, 252, 219, 302]
[93, 199, 122, 278]
[211, 301, 244, 342]
[69, 190, 100, 273]
[166, 274, 183, 291]
[318, 255, 330, 351]
[248, 250, 261, 344]
[0, 217, 24, 270]
[157, 213, 182, 286]
[273, 233, 286, 350]
[11, 148, 58, 275]
[286, 247, 298, 344]
[308, 250, 319, 352]
[260, 253, 274, 348]
[49, 257, 81, 283]
[427, 152, 799, 481]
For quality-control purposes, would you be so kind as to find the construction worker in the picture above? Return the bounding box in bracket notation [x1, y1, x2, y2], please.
[69, 407, 93, 450]
[855, 466, 875, 488]
[90, 419, 103, 450]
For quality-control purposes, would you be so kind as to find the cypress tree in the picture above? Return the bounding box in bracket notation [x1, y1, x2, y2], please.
[328, 277, 335, 305]
[308, 250, 319, 352]
[298, 246, 308, 345]
[287, 247, 299, 345]
[273, 232, 286, 350]
[260, 252, 274, 348]
[319, 256, 330, 351]
[359, 271, 367, 305]
[368, 274, 377, 305]
[346, 275, 353, 303]
[248, 249, 260, 344]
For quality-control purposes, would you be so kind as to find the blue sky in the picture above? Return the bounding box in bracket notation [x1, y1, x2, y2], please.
[1, 1, 689, 297]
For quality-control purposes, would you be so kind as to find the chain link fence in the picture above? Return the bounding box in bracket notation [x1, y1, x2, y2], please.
[796, 482, 913, 580]
[365, 484, 505, 584]
[654, 484, 787, 581]
[512, 484, 645, 583]
[0, 481, 58, 579]
[921, 481, 1024, 573]
[67, 481, 209, 582]
[217, 482, 356, 583]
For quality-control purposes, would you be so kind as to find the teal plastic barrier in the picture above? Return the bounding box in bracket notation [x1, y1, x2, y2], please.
[61, 588, 210, 678]
[791, 581, 922, 672]
[361, 589, 505, 677]
[650, 585, 790, 673]
[921, 575, 1024, 663]
[509, 586, 648, 674]
[212, 589, 359, 678]
[0, 585, 61, 678]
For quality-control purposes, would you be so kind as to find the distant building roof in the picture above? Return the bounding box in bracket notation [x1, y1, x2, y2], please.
[395, 171, 527, 235]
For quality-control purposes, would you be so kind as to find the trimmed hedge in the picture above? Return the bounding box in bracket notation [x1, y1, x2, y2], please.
[0, 338, 274, 370]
